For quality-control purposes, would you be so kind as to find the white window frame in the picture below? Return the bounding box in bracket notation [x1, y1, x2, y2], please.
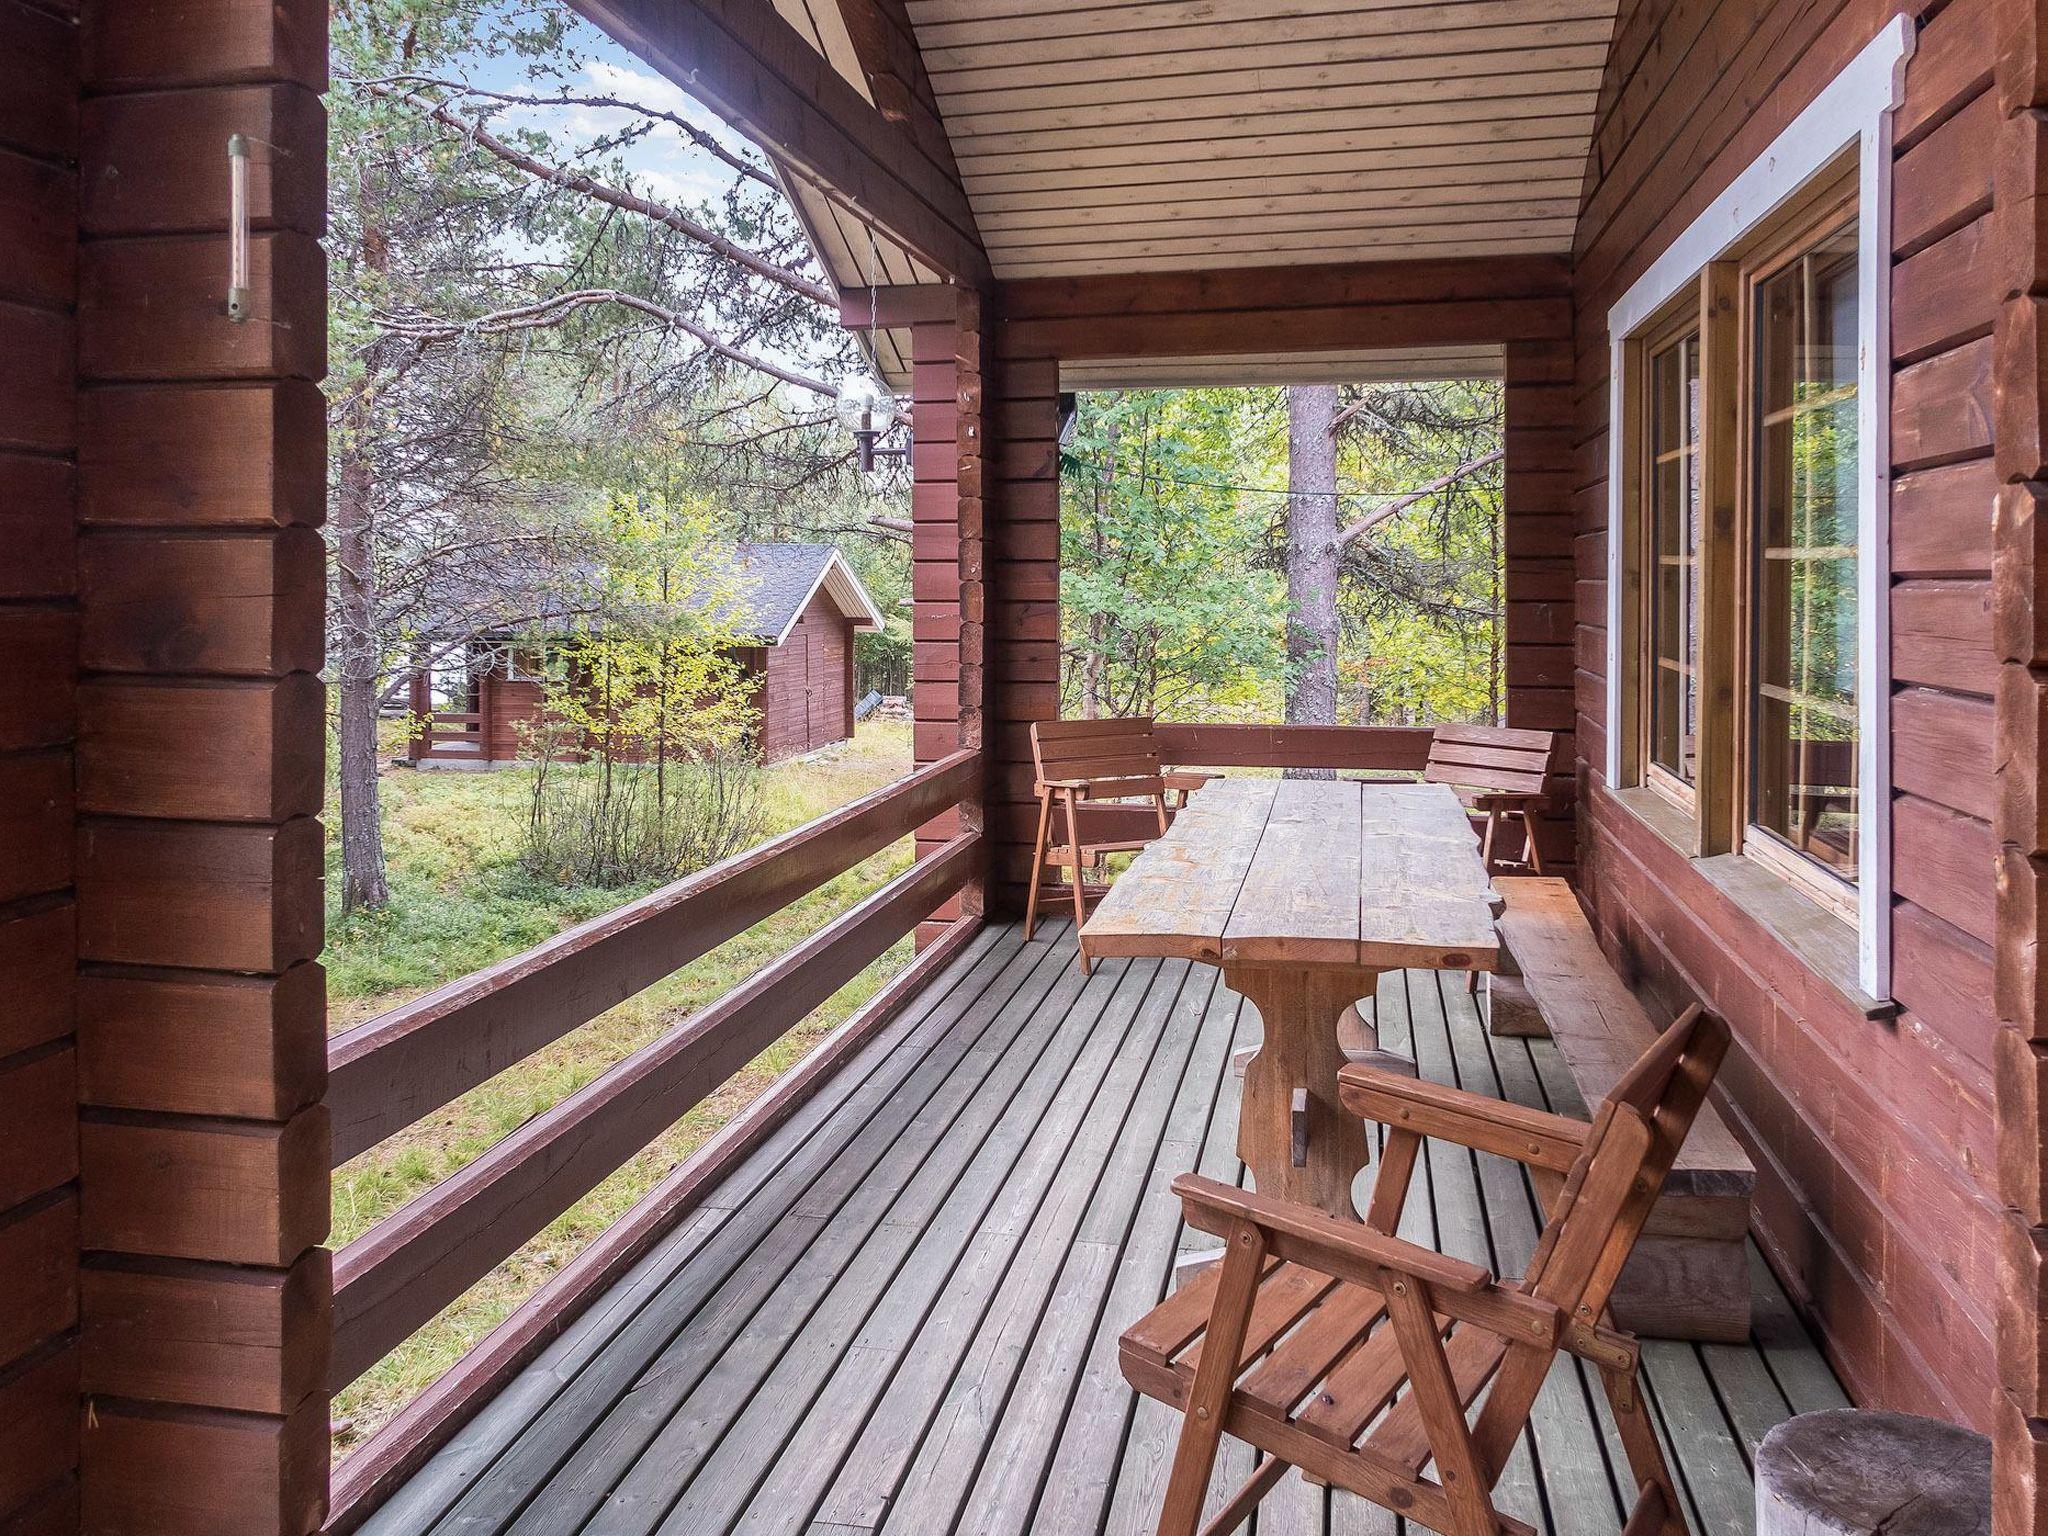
[1603, 16, 1913, 999]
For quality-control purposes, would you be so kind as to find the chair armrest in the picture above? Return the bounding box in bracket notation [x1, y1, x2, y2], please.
[1172, 1174, 1564, 1344]
[1163, 769, 1219, 793]
[1173, 1174, 1488, 1292]
[1338, 1063, 1588, 1174]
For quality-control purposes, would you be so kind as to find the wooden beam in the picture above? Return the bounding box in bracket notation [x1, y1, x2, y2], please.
[328, 833, 983, 1387]
[994, 254, 1572, 361]
[567, 0, 988, 286]
[841, 283, 967, 329]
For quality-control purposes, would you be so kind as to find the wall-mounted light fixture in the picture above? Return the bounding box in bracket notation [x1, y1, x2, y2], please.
[833, 373, 908, 473]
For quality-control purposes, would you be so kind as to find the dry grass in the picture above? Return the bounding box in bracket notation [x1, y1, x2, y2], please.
[326, 722, 915, 1454]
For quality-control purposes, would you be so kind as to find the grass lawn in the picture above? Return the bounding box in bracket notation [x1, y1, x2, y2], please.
[327, 721, 915, 1454]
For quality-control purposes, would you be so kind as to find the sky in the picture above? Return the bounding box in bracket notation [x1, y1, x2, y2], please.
[463, 10, 772, 213]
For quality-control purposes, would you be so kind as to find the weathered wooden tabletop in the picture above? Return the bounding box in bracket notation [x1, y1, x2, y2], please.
[1080, 777, 1499, 974]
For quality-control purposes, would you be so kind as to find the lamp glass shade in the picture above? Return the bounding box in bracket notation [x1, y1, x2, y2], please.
[832, 374, 898, 434]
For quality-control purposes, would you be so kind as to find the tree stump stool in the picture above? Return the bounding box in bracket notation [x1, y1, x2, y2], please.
[1756, 1410, 1989, 1536]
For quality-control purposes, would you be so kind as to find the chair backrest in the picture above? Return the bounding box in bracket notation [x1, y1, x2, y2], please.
[1030, 717, 1168, 799]
[1423, 722, 1556, 798]
[1519, 1004, 1730, 1320]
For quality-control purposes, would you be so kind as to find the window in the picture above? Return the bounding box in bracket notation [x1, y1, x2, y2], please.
[1643, 323, 1702, 799]
[1603, 18, 1903, 998]
[1746, 217, 1860, 904]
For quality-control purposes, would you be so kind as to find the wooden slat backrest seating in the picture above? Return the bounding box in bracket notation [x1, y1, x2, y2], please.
[1121, 1004, 1730, 1536]
[1025, 716, 1214, 971]
[1423, 722, 1558, 875]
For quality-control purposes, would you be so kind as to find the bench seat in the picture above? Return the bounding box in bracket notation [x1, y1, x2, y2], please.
[1490, 876, 1758, 1342]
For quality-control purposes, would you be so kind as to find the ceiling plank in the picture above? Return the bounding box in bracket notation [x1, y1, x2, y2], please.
[570, 0, 989, 286]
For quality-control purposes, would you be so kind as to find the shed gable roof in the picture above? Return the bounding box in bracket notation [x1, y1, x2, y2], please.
[726, 543, 887, 645]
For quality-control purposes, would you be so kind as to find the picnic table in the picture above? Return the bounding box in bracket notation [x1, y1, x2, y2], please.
[1081, 777, 1498, 1218]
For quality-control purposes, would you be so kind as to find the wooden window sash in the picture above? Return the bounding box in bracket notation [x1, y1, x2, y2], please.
[1731, 179, 1861, 904]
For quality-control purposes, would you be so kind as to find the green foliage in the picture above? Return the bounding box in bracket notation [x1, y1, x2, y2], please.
[1058, 382, 1505, 726]
[517, 487, 768, 886]
[1060, 389, 1287, 719]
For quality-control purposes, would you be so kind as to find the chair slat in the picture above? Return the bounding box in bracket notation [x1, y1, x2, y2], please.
[1184, 1262, 1337, 1373]
[1431, 721, 1555, 752]
[1123, 1254, 1280, 1367]
[1424, 762, 1550, 797]
[1238, 1283, 1389, 1419]
[1363, 1328, 1512, 1471]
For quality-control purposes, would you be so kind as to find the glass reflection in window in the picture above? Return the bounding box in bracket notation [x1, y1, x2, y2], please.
[1749, 219, 1859, 884]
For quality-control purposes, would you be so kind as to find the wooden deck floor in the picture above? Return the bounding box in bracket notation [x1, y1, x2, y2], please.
[358, 919, 1847, 1536]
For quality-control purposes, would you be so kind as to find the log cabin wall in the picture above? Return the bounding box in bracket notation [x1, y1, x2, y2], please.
[1569, 0, 2004, 1435]
[1505, 338, 1583, 875]
[1994, 0, 2048, 1514]
[0, 0, 82, 1524]
[908, 289, 987, 940]
[65, 0, 334, 1528]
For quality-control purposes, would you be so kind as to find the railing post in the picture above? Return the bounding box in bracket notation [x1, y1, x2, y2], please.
[984, 339, 1062, 918]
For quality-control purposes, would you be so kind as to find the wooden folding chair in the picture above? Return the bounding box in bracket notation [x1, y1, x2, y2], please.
[1121, 1004, 1729, 1536]
[1023, 716, 1213, 972]
[1424, 723, 1558, 875]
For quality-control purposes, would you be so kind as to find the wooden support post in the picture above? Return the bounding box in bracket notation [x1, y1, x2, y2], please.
[0, 0, 82, 1527]
[70, 2, 332, 1531]
[1996, 4, 2048, 1531]
[985, 333, 1061, 917]
[1502, 339, 1577, 878]
[906, 289, 988, 945]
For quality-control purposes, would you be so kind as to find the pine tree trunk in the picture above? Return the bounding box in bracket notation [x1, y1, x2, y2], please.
[333, 389, 391, 913]
[1284, 384, 1341, 780]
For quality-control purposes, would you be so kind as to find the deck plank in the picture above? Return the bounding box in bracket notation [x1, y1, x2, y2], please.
[508, 943, 1122, 1535]
[624, 955, 1179, 1534]
[363, 923, 1846, 1536]
[423, 928, 1077, 1535]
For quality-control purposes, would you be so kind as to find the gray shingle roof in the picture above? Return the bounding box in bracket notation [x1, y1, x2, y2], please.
[726, 544, 836, 641]
[713, 543, 883, 645]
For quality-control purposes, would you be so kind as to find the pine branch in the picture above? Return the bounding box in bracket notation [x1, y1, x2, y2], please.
[368, 82, 835, 309]
[1329, 449, 1503, 552]
[369, 287, 838, 398]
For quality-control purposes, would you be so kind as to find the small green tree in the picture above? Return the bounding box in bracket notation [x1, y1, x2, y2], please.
[522, 490, 765, 886]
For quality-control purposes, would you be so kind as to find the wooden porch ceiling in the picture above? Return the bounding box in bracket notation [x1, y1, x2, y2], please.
[904, 0, 1618, 280]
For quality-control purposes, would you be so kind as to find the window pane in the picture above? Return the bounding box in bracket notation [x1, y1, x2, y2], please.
[1647, 331, 1701, 785]
[1749, 219, 1859, 883]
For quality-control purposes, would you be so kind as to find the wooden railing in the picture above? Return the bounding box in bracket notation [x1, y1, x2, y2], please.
[1063, 724, 1437, 842]
[1153, 722, 1434, 772]
[325, 749, 984, 1392]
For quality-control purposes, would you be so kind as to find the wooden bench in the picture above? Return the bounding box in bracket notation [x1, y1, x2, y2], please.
[1490, 876, 1757, 1342]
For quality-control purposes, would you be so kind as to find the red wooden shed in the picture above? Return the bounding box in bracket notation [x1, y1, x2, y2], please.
[405, 543, 885, 767]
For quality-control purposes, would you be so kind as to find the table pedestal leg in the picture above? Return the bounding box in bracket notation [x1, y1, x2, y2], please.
[1225, 964, 1377, 1220]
